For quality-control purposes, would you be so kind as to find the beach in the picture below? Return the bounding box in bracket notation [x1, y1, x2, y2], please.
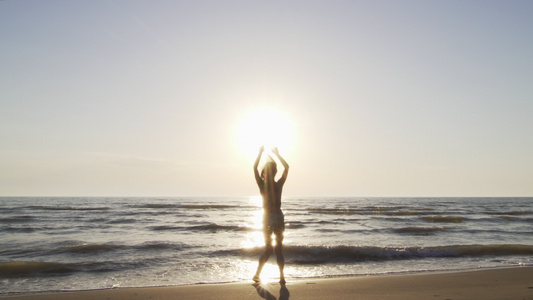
[1, 197, 532, 295]
[4, 267, 533, 300]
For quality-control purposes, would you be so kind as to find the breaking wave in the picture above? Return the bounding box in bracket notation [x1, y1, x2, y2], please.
[219, 244, 533, 264]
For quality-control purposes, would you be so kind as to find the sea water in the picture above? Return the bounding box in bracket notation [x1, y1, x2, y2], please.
[1, 197, 532, 295]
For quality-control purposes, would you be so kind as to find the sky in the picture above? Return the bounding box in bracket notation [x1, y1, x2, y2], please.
[1, 0, 533, 197]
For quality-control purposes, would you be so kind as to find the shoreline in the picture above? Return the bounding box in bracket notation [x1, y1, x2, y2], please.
[3, 266, 533, 300]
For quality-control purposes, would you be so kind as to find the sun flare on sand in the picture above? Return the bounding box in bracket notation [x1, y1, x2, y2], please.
[236, 108, 295, 159]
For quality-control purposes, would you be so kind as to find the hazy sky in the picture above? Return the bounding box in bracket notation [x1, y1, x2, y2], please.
[1, 1, 532, 197]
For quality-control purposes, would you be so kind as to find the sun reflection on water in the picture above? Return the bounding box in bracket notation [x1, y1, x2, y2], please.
[241, 197, 264, 249]
[249, 195, 262, 207]
[227, 259, 292, 283]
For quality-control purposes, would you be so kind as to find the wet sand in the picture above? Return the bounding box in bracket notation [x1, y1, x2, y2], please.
[4, 267, 533, 300]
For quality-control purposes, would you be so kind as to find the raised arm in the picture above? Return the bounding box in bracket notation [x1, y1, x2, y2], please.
[272, 147, 289, 185]
[253, 146, 264, 185]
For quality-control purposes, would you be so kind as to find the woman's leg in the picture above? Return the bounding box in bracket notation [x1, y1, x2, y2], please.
[253, 230, 273, 282]
[275, 231, 285, 284]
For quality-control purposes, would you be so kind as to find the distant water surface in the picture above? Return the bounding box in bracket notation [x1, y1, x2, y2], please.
[1, 197, 532, 295]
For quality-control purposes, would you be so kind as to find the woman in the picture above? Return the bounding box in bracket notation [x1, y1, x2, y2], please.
[253, 146, 289, 284]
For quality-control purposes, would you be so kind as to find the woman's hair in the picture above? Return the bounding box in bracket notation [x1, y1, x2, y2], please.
[261, 161, 277, 179]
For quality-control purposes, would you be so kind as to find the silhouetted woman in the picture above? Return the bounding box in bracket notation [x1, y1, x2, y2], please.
[253, 146, 289, 284]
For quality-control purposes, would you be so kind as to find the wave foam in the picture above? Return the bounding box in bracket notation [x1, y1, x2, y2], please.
[224, 244, 533, 264]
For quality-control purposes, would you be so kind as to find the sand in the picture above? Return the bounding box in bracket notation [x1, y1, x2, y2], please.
[3, 267, 533, 300]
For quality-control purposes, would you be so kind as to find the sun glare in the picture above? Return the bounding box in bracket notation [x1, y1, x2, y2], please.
[236, 108, 294, 158]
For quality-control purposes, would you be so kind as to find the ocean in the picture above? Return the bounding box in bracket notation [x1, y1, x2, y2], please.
[1, 197, 532, 295]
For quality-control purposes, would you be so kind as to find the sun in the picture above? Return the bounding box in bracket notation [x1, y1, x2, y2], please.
[236, 108, 295, 158]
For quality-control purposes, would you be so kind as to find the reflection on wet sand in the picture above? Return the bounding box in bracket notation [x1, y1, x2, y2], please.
[252, 283, 290, 300]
